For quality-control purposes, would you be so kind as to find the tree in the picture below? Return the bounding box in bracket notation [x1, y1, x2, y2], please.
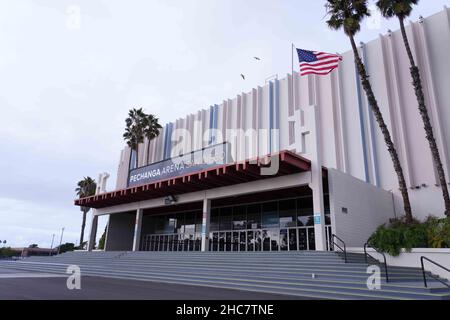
[0, 247, 16, 258]
[56, 243, 75, 254]
[144, 113, 162, 162]
[98, 226, 107, 250]
[376, 0, 450, 218]
[75, 177, 97, 248]
[123, 108, 162, 169]
[325, 0, 413, 223]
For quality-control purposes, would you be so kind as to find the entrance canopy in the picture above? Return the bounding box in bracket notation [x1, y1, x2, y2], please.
[74, 150, 313, 209]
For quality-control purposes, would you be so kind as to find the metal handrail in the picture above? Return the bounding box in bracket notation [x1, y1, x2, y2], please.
[364, 242, 389, 283]
[420, 256, 450, 289]
[331, 234, 347, 263]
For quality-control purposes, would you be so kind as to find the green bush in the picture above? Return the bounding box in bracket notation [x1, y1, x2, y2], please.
[426, 217, 450, 248]
[0, 247, 17, 258]
[368, 216, 449, 256]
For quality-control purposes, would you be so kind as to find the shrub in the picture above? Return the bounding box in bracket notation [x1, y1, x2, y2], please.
[368, 216, 447, 256]
[426, 216, 450, 248]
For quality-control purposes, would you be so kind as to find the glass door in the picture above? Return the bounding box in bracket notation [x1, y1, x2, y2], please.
[307, 227, 315, 250]
[232, 232, 239, 251]
[255, 230, 262, 251]
[262, 230, 270, 251]
[298, 228, 308, 250]
[211, 232, 218, 251]
[270, 229, 279, 251]
[280, 229, 288, 251]
[219, 232, 225, 251]
[239, 231, 246, 251]
[225, 232, 232, 251]
[247, 231, 254, 251]
[288, 228, 298, 251]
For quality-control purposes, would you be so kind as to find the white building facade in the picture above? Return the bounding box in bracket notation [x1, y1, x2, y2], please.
[76, 8, 450, 253]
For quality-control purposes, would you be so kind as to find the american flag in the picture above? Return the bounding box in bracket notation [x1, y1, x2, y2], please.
[296, 48, 342, 76]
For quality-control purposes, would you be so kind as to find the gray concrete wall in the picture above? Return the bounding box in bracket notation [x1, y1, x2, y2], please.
[328, 168, 396, 247]
[104, 212, 135, 251]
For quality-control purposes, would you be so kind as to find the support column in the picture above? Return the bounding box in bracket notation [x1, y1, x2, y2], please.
[132, 209, 143, 251]
[201, 198, 211, 252]
[307, 104, 327, 251]
[87, 214, 98, 251]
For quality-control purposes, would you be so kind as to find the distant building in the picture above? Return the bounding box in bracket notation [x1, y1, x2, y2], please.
[10, 247, 57, 258]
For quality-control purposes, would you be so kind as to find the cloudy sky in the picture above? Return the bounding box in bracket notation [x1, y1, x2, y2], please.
[0, 0, 449, 248]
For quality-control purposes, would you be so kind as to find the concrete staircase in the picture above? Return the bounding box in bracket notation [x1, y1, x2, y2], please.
[1, 251, 449, 300]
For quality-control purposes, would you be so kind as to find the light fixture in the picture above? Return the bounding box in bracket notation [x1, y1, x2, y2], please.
[164, 195, 177, 205]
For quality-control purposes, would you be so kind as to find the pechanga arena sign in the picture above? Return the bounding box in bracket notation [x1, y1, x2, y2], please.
[127, 142, 232, 187]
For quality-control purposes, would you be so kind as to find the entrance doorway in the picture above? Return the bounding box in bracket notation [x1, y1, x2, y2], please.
[209, 225, 332, 252]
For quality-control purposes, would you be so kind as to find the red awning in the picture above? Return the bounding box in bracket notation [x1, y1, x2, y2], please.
[74, 150, 313, 209]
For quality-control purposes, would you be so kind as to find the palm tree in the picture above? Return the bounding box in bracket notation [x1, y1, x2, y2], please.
[376, 0, 450, 218]
[75, 177, 97, 248]
[325, 0, 414, 223]
[123, 108, 147, 169]
[123, 108, 162, 168]
[144, 113, 162, 163]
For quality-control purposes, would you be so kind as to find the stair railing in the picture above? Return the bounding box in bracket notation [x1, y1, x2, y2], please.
[420, 256, 450, 289]
[364, 242, 389, 283]
[331, 234, 347, 263]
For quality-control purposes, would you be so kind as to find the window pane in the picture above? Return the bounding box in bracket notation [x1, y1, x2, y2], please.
[262, 201, 278, 228]
[279, 199, 297, 228]
[175, 212, 184, 234]
[210, 208, 219, 232]
[246, 204, 261, 229]
[219, 207, 232, 231]
[297, 197, 313, 226]
[232, 205, 246, 230]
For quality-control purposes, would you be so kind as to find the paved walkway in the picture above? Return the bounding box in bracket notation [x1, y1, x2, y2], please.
[0, 267, 306, 300]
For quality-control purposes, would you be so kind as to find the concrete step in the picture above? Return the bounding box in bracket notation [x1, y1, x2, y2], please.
[9, 259, 433, 279]
[2, 262, 449, 300]
[4, 251, 449, 300]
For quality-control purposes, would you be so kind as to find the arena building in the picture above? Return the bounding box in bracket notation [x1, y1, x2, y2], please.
[76, 8, 450, 254]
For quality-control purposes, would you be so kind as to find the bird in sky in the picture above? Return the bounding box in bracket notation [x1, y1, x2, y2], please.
[253, 57, 261, 60]
[240, 74, 245, 80]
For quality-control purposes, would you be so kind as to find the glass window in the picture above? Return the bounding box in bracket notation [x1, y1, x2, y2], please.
[175, 212, 185, 234]
[324, 194, 330, 214]
[219, 207, 232, 231]
[210, 208, 219, 232]
[146, 216, 157, 234]
[262, 201, 278, 228]
[232, 205, 246, 230]
[195, 212, 203, 234]
[246, 204, 261, 229]
[297, 197, 314, 226]
[279, 199, 297, 228]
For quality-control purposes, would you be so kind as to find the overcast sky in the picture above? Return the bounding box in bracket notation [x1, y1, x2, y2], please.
[0, 0, 449, 248]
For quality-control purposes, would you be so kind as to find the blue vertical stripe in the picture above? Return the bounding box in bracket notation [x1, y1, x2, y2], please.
[162, 123, 173, 160]
[166, 122, 173, 159]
